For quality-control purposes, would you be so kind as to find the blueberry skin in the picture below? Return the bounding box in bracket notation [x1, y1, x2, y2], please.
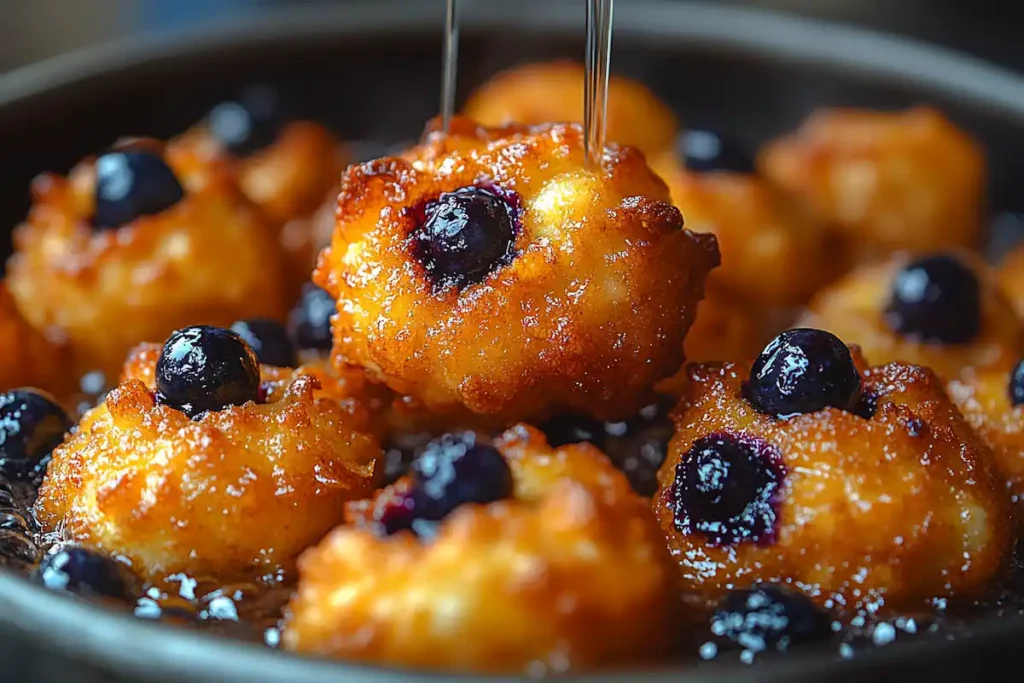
[680, 129, 755, 174]
[155, 325, 261, 419]
[380, 432, 514, 536]
[671, 432, 784, 546]
[37, 547, 135, 600]
[230, 319, 297, 368]
[1010, 359, 1024, 406]
[93, 149, 185, 230]
[208, 84, 288, 158]
[413, 186, 516, 289]
[884, 253, 981, 345]
[707, 585, 833, 658]
[746, 328, 862, 418]
[0, 389, 73, 482]
[288, 283, 335, 352]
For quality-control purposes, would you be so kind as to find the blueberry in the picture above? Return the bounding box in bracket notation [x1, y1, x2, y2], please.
[746, 329, 861, 418]
[155, 325, 261, 419]
[230, 319, 297, 368]
[539, 398, 675, 496]
[680, 129, 754, 174]
[92, 149, 184, 230]
[704, 584, 833, 660]
[208, 84, 289, 158]
[379, 432, 513, 536]
[670, 432, 784, 546]
[0, 389, 73, 482]
[36, 547, 136, 600]
[288, 283, 335, 352]
[884, 254, 981, 344]
[412, 185, 517, 289]
[1010, 359, 1024, 406]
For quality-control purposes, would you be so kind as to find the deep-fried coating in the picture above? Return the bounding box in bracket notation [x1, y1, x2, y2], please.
[651, 158, 839, 306]
[316, 117, 719, 422]
[7, 141, 287, 378]
[758, 107, 985, 258]
[998, 243, 1024, 319]
[34, 373, 380, 583]
[463, 61, 679, 157]
[800, 252, 1023, 379]
[654, 358, 1012, 616]
[282, 424, 680, 674]
[170, 122, 344, 297]
[948, 365, 1024, 514]
[0, 283, 73, 398]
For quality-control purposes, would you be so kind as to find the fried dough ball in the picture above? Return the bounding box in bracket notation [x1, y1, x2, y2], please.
[282, 424, 680, 674]
[758, 107, 985, 258]
[35, 327, 379, 583]
[651, 158, 839, 306]
[948, 361, 1024, 514]
[171, 89, 345, 296]
[0, 283, 72, 398]
[7, 140, 287, 378]
[463, 61, 679, 157]
[316, 117, 719, 422]
[799, 251, 1023, 379]
[654, 331, 1012, 616]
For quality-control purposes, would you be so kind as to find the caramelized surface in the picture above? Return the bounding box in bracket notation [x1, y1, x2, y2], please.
[759, 107, 985, 258]
[316, 117, 719, 422]
[654, 359, 1013, 616]
[7, 142, 287, 378]
[283, 424, 680, 674]
[800, 251, 1023, 378]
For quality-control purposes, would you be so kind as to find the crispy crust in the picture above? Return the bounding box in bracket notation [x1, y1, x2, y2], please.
[34, 372, 380, 584]
[758, 107, 984, 258]
[463, 60, 679, 157]
[654, 358, 1013, 616]
[6, 140, 287, 378]
[282, 424, 680, 673]
[316, 117, 719, 422]
[799, 251, 1023, 379]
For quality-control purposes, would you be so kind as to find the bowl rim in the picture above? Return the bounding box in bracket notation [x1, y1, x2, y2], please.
[3, 1, 1024, 681]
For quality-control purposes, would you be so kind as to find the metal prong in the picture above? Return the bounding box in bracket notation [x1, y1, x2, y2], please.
[440, 0, 460, 134]
[584, 0, 614, 169]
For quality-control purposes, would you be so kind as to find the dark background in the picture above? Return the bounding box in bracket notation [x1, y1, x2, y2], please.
[2, 0, 1024, 75]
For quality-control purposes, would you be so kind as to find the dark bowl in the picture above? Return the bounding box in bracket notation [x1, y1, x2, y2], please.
[2, 1, 1024, 681]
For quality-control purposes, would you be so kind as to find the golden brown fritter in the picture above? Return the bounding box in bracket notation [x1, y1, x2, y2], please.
[170, 122, 344, 298]
[800, 252, 1023, 379]
[6, 140, 287, 379]
[316, 117, 719, 423]
[652, 158, 840, 306]
[948, 364, 1024, 515]
[34, 372, 380, 584]
[0, 283, 73, 398]
[654, 357, 1012, 616]
[463, 61, 679, 158]
[758, 107, 985, 258]
[282, 424, 680, 674]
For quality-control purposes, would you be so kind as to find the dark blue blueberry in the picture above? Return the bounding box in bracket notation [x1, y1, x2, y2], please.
[230, 319, 297, 368]
[413, 186, 517, 289]
[93, 149, 184, 230]
[884, 254, 980, 344]
[539, 398, 674, 496]
[36, 547, 136, 600]
[288, 283, 335, 352]
[155, 325, 261, 419]
[378, 432, 513, 536]
[680, 129, 754, 174]
[670, 432, 784, 545]
[704, 585, 833, 660]
[0, 389, 73, 482]
[746, 329, 861, 418]
[208, 84, 289, 158]
[1010, 359, 1024, 406]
